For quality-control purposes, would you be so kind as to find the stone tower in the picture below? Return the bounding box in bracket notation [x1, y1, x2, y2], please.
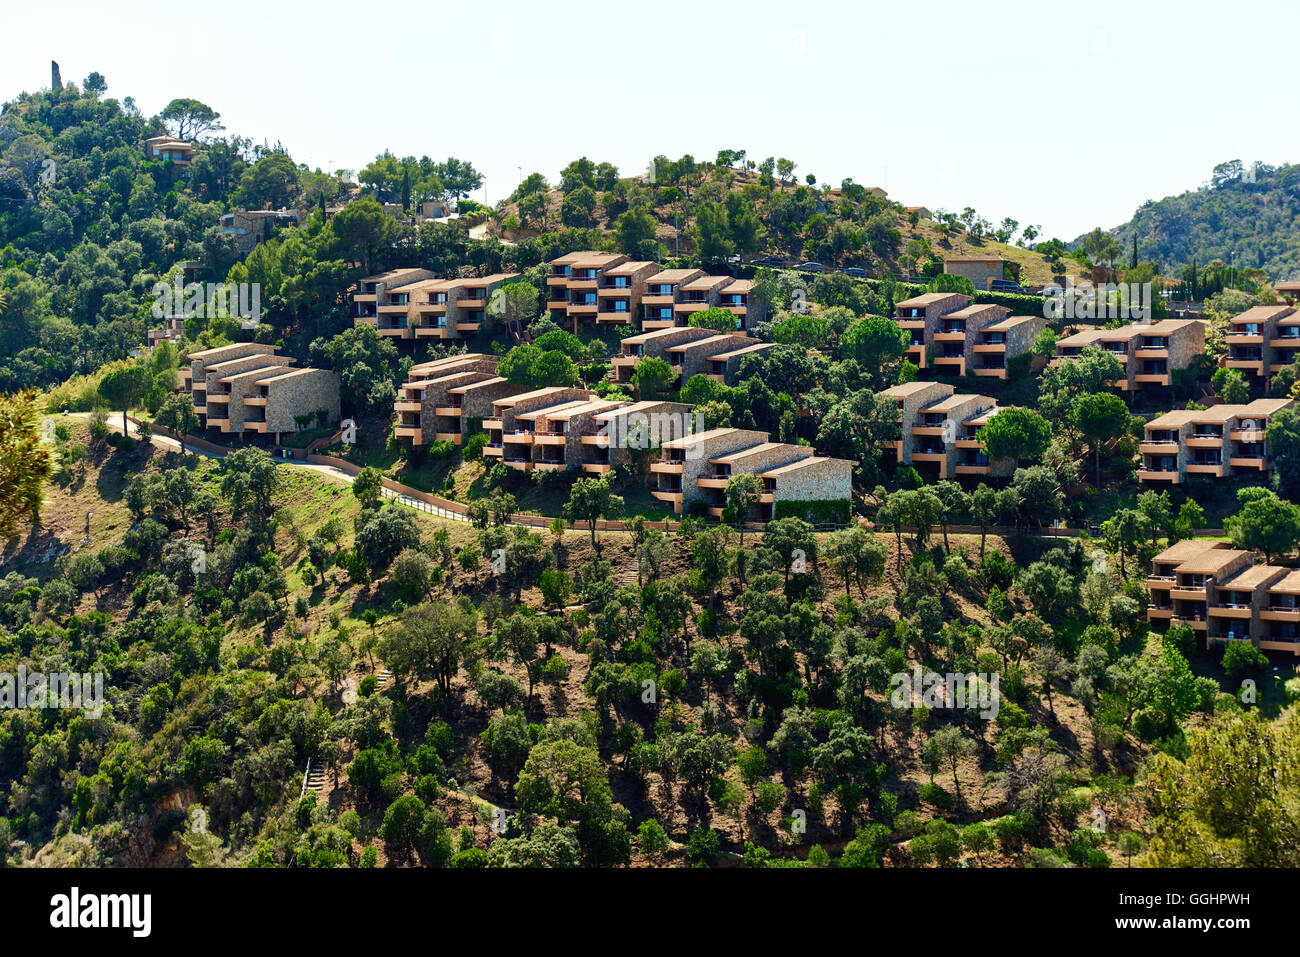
[51, 61, 62, 90]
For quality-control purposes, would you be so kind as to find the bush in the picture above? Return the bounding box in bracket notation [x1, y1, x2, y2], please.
[772, 498, 852, 527]
[463, 432, 489, 461]
[918, 782, 953, 810]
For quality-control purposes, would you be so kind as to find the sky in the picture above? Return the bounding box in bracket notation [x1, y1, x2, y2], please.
[2, 0, 1296, 241]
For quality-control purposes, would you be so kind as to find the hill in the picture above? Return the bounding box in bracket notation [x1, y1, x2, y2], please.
[1100, 160, 1300, 280]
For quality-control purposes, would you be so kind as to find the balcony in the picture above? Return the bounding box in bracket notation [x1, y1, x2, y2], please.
[971, 342, 1007, 353]
[651, 461, 684, 475]
[395, 401, 422, 413]
[1184, 463, 1225, 476]
[1139, 441, 1179, 454]
[1134, 347, 1169, 359]
[434, 406, 461, 417]
[244, 421, 268, 433]
[1185, 436, 1223, 448]
[1208, 604, 1253, 620]
[534, 461, 568, 472]
[433, 432, 462, 445]
[503, 459, 534, 471]
[1260, 606, 1300, 622]
[533, 431, 567, 446]
[395, 426, 422, 443]
[581, 462, 612, 474]
[1133, 373, 1170, 386]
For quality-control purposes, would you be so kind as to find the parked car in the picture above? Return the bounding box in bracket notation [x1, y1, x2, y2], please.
[843, 267, 867, 278]
[797, 261, 824, 273]
[989, 278, 1026, 294]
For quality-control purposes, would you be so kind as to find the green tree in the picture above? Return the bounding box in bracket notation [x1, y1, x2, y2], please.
[1225, 487, 1300, 562]
[564, 476, 624, 548]
[1073, 392, 1130, 486]
[98, 365, 152, 434]
[977, 407, 1051, 466]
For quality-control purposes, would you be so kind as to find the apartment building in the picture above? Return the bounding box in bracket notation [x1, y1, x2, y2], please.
[665, 333, 760, 383]
[1052, 319, 1204, 392]
[546, 251, 629, 329]
[1138, 398, 1293, 483]
[183, 342, 339, 441]
[893, 292, 972, 371]
[1224, 305, 1295, 378]
[393, 354, 518, 446]
[969, 314, 1048, 378]
[673, 274, 735, 326]
[703, 341, 776, 382]
[878, 381, 1008, 479]
[352, 269, 436, 323]
[1146, 540, 1300, 656]
[929, 303, 1009, 376]
[144, 135, 197, 166]
[583, 401, 696, 474]
[612, 326, 724, 384]
[641, 268, 706, 330]
[1269, 311, 1300, 374]
[482, 387, 595, 470]
[361, 272, 519, 341]
[717, 279, 763, 331]
[595, 261, 660, 326]
[650, 427, 854, 518]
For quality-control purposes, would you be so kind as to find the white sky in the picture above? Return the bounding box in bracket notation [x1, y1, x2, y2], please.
[2, 0, 1295, 241]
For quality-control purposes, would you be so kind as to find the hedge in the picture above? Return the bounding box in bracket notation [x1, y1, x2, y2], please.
[772, 498, 852, 527]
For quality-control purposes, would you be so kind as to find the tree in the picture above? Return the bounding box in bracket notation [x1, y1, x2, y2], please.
[1266, 406, 1300, 499]
[564, 476, 624, 548]
[825, 526, 886, 597]
[615, 205, 657, 255]
[98, 365, 151, 434]
[352, 466, 384, 509]
[220, 447, 280, 526]
[160, 98, 223, 140]
[629, 357, 676, 400]
[687, 307, 738, 333]
[1145, 711, 1300, 867]
[1212, 367, 1250, 404]
[380, 599, 480, 697]
[967, 483, 998, 560]
[724, 473, 762, 543]
[1073, 392, 1130, 486]
[928, 725, 974, 804]
[764, 517, 817, 584]
[1102, 508, 1148, 578]
[977, 407, 1051, 466]
[154, 392, 200, 436]
[0, 392, 51, 538]
[329, 197, 398, 274]
[492, 281, 540, 338]
[1225, 487, 1300, 563]
[840, 317, 908, 389]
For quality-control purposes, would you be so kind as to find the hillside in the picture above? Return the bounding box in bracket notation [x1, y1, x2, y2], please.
[1102, 160, 1300, 280]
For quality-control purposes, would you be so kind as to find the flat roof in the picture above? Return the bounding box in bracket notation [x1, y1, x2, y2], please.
[360, 267, 429, 283]
[452, 375, 510, 395]
[1153, 539, 1230, 565]
[255, 367, 328, 385]
[1220, 564, 1287, 590]
[592, 400, 683, 422]
[493, 387, 583, 408]
[189, 342, 276, 360]
[515, 399, 593, 422]
[219, 364, 290, 383]
[942, 304, 1007, 319]
[534, 399, 626, 422]
[896, 292, 969, 307]
[622, 326, 711, 347]
[1176, 548, 1252, 575]
[761, 455, 854, 477]
[661, 427, 760, 450]
[666, 334, 753, 353]
[460, 271, 520, 287]
[985, 315, 1041, 331]
[681, 275, 733, 292]
[1229, 305, 1293, 323]
[710, 342, 774, 362]
[922, 393, 995, 414]
[646, 268, 703, 284]
[1268, 569, 1300, 594]
[604, 260, 658, 277]
[205, 354, 289, 373]
[710, 442, 789, 464]
[880, 381, 954, 398]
